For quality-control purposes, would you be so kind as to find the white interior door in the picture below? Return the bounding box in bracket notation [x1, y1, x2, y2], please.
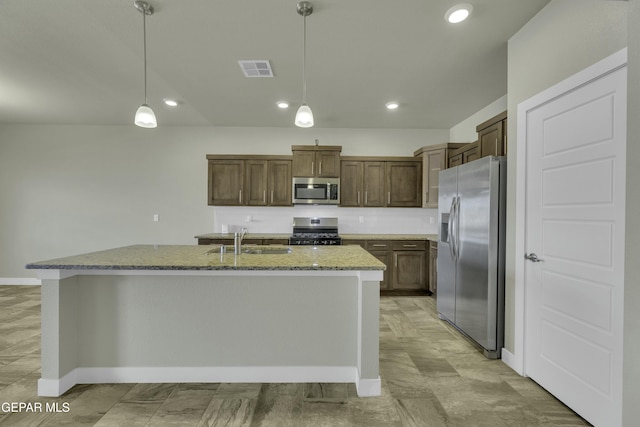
[523, 61, 626, 426]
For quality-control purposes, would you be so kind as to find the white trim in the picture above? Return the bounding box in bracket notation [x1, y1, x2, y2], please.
[0, 277, 41, 286]
[356, 377, 382, 397]
[514, 47, 628, 378]
[38, 366, 380, 397]
[32, 268, 384, 281]
[500, 348, 521, 374]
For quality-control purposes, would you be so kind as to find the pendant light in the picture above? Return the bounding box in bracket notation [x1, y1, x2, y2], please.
[134, 0, 157, 128]
[295, 2, 314, 128]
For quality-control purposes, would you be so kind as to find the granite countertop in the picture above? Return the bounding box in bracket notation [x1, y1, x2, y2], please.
[26, 244, 386, 271]
[195, 233, 439, 242]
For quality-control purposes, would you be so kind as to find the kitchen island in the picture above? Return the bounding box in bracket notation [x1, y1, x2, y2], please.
[26, 245, 384, 398]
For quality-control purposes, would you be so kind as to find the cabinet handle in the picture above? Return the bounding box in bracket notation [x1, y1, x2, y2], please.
[388, 192, 391, 205]
[394, 254, 398, 268]
[263, 190, 266, 203]
[495, 137, 498, 154]
[372, 244, 387, 248]
[271, 190, 274, 204]
[311, 161, 314, 176]
[365, 191, 368, 205]
[403, 244, 418, 248]
[319, 162, 322, 175]
[357, 191, 360, 205]
[239, 190, 243, 204]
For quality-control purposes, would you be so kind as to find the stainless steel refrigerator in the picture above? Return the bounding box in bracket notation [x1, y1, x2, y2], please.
[437, 156, 506, 359]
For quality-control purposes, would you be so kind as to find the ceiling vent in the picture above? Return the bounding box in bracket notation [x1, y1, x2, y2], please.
[238, 60, 274, 77]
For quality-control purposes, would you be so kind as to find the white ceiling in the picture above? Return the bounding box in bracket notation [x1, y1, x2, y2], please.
[0, 0, 550, 129]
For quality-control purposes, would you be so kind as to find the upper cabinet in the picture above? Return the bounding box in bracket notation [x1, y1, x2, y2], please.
[292, 145, 341, 177]
[477, 110, 507, 158]
[207, 155, 292, 206]
[340, 157, 422, 207]
[448, 141, 479, 168]
[413, 143, 466, 208]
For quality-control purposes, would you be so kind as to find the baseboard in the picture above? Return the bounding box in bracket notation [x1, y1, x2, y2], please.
[0, 277, 41, 286]
[38, 366, 381, 397]
[500, 347, 525, 376]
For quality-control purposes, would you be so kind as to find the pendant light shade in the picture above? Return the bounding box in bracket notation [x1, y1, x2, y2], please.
[134, 1, 156, 128]
[295, 104, 314, 128]
[135, 103, 157, 128]
[295, 2, 313, 128]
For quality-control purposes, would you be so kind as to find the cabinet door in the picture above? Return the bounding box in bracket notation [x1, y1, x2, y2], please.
[208, 160, 244, 206]
[478, 121, 505, 157]
[363, 162, 385, 207]
[292, 150, 316, 177]
[268, 160, 292, 206]
[370, 250, 392, 290]
[424, 149, 446, 208]
[245, 160, 269, 206]
[386, 162, 422, 207]
[428, 241, 438, 294]
[462, 144, 479, 163]
[316, 151, 341, 177]
[392, 250, 426, 290]
[448, 153, 462, 168]
[340, 161, 363, 206]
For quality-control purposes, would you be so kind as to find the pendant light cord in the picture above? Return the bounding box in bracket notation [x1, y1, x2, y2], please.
[302, 13, 307, 104]
[142, 8, 148, 104]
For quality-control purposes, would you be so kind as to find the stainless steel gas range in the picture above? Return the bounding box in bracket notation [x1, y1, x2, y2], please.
[289, 217, 342, 246]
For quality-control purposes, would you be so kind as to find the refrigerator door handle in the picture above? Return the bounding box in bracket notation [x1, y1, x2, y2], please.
[453, 196, 460, 260]
[448, 198, 456, 260]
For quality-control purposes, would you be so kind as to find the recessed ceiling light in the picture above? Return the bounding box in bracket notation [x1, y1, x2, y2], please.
[277, 101, 289, 109]
[163, 98, 179, 107]
[385, 102, 399, 110]
[445, 3, 473, 24]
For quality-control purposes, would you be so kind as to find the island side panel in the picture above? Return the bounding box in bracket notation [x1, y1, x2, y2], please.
[75, 274, 359, 367]
[39, 276, 79, 396]
[357, 271, 382, 396]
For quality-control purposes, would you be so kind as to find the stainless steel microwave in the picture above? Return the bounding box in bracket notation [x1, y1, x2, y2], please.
[292, 177, 340, 205]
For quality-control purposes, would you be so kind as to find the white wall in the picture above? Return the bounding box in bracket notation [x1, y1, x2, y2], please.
[506, 0, 627, 355]
[0, 124, 447, 279]
[449, 95, 507, 143]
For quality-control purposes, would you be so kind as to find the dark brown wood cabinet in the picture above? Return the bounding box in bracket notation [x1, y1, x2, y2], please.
[447, 141, 479, 168]
[366, 241, 393, 291]
[477, 110, 507, 158]
[414, 143, 466, 208]
[291, 145, 341, 177]
[391, 241, 426, 291]
[386, 162, 422, 207]
[207, 156, 292, 206]
[428, 240, 438, 294]
[340, 157, 421, 208]
[208, 159, 245, 206]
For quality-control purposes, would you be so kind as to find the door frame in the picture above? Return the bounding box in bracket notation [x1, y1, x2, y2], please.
[509, 47, 627, 375]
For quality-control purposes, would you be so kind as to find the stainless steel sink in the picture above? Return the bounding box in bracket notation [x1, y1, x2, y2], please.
[242, 246, 292, 255]
[205, 245, 292, 255]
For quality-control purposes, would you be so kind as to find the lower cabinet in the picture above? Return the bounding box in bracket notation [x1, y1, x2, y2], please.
[428, 241, 438, 294]
[365, 240, 428, 294]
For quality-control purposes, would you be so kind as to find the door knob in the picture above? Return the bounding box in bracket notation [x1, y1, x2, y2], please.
[525, 253, 544, 262]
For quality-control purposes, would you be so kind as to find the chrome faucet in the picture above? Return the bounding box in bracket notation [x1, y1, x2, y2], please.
[234, 227, 248, 255]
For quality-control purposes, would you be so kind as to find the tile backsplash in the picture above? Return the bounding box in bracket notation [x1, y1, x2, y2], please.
[213, 206, 438, 235]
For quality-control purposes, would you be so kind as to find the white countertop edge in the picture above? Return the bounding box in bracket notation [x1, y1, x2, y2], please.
[34, 268, 384, 281]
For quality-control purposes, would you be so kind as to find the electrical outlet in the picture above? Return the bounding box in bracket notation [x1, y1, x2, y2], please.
[153, 214, 159, 222]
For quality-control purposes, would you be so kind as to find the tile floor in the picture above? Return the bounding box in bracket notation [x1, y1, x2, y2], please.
[0, 285, 590, 426]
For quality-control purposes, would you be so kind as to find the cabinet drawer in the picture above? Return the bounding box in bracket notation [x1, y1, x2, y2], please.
[392, 240, 426, 250]
[366, 241, 392, 251]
